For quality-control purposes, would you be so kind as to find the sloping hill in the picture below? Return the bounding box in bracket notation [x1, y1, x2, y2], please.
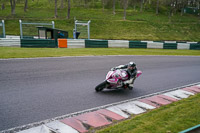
[0, 0, 200, 41]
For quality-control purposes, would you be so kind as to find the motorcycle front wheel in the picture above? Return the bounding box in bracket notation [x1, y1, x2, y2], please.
[95, 81, 107, 92]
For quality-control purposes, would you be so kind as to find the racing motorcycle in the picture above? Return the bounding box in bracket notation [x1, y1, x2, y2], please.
[95, 69, 142, 92]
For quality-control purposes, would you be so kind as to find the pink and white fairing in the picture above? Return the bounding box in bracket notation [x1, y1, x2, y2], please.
[136, 70, 142, 78]
[106, 69, 129, 84]
[95, 68, 142, 91]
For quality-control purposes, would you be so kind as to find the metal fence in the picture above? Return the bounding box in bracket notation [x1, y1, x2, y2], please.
[0, 20, 6, 38]
[19, 20, 55, 39]
[74, 20, 91, 39]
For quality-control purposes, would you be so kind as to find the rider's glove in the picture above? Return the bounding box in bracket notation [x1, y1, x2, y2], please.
[111, 67, 116, 71]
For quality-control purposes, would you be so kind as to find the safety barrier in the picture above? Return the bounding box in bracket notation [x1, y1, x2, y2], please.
[85, 39, 108, 48]
[132, 41, 200, 50]
[66, 39, 200, 50]
[67, 39, 85, 48]
[0, 38, 199, 50]
[21, 39, 57, 48]
[0, 38, 20, 47]
[108, 40, 129, 48]
[58, 39, 67, 48]
[129, 41, 147, 48]
[163, 43, 177, 49]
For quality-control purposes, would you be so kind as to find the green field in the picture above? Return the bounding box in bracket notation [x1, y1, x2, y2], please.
[0, 47, 200, 59]
[96, 93, 200, 133]
[0, 1, 200, 41]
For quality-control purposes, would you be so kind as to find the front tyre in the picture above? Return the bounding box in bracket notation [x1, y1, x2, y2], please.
[95, 81, 107, 92]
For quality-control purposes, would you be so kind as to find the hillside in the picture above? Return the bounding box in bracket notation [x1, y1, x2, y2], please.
[0, 0, 200, 41]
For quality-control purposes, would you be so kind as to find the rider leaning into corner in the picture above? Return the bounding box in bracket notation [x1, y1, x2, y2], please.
[111, 61, 137, 90]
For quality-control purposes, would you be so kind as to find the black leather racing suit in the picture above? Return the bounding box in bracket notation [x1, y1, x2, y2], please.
[111, 64, 137, 87]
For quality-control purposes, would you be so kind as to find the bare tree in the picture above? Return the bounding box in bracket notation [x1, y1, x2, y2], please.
[129, 0, 136, 11]
[55, 0, 58, 18]
[197, 0, 200, 9]
[10, 0, 16, 15]
[180, 0, 187, 16]
[148, 0, 151, 4]
[67, 0, 70, 19]
[60, 0, 64, 9]
[123, 0, 128, 20]
[84, 0, 87, 8]
[102, 0, 105, 11]
[169, 0, 176, 22]
[140, 0, 144, 12]
[156, 0, 159, 15]
[24, 0, 28, 12]
[113, 0, 116, 15]
[1, 3, 5, 10]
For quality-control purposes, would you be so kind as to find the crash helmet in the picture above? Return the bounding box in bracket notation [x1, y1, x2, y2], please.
[128, 62, 136, 67]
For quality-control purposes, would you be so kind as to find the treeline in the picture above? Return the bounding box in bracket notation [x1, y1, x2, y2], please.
[1, 0, 200, 19]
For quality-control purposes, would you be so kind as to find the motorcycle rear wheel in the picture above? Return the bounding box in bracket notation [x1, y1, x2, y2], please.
[95, 81, 107, 92]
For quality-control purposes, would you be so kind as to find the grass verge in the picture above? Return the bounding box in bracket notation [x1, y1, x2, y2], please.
[96, 93, 200, 133]
[0, 47, 200, 59]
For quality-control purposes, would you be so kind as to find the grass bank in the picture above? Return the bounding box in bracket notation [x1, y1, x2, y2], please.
[0, 47, 200, 59]
[96, 93, 200, 133]
[0, 1, 200, 41]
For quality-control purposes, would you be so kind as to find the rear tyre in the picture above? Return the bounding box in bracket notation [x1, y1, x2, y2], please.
[95, 81, 107, 92]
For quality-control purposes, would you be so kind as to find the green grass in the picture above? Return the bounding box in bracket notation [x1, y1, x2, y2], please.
[0, 1, 200, 41]
[96, 94, 200, 133]
[0, 47, 200, 59]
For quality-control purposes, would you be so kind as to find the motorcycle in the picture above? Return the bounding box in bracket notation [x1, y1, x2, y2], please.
[95, 69, 142, 92]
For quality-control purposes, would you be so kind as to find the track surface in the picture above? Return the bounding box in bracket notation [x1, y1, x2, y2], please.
[0, 55, 200, 131]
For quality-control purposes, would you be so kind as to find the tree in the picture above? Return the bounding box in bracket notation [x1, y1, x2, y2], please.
[140, 0, 144, 12]
[102, 0, 105, 11]
[84, 0, 87, 8]
[1, 3, 5, 10]
[156, 0, 159, 15]
[168, 0, 176, 22]
[10, 0, 16, 15]
[60, 0, 64, 9]
[55, 0, 58, 18]
[24, 0, 28, 12]
[67, 0, 70, 19]
[197, 0, 200, 9]
[113, 0, 116, 15]
[123, 0, 128, 20]
[180, 0, 187, 16]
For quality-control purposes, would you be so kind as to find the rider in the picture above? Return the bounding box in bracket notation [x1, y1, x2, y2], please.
[111, 62, 137, 89]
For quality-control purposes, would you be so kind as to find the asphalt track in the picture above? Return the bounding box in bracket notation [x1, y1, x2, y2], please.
[0, 55, 200, 131]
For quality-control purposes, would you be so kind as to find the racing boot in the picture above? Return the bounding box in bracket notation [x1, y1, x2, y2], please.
[128, 84, 133, 90]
